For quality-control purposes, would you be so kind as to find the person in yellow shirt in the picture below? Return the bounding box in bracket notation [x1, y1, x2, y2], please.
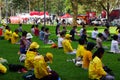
[24, 42, 39, 70]
[11, 29, 19, 44]
[62, 34, 76, 54]
[89, 48, 115, 80]
[82, 42, 95, 69]
[76, 38, 86, 60]
[0, 63, 7, 74]
[4, 26, 12, 40]
[33, 53, 59, 80]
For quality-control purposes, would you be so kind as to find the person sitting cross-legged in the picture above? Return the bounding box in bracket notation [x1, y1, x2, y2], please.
[62, 34, 76, 54]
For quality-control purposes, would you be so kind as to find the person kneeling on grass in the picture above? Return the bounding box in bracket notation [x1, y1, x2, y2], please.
[62, 34, 76, 54]
[89, 48, 115, 80]
[24, 42, 39, 70]
[33, 53, 60, 80]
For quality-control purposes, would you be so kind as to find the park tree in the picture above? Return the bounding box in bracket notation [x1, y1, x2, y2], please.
[0, 0, 4, 20]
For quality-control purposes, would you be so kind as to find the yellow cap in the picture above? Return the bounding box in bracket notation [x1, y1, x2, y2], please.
[46, 52, 53, 63]
[65, 34, 72, 39]
[30, 42, 39, 49]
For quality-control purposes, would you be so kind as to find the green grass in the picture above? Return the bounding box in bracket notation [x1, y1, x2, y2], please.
[0, 24, 120, 80]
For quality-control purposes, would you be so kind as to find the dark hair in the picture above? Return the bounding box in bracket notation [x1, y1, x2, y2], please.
[22, 31, 27, 36]
[92, 48, 105, 59]
[98, 33, 103, 37]
[94, 27, 98, 30]
[41, 26, 45, 31]
[112, 34, 118, 40]
[14, 29, 19, 32]
[31, 25, 34, 28]
[45, 28, 49, 32]
[60, 32, 65, 36]
[86, 42, 95, 51]
[78, 38, 85, 45]
[104, 28, 108, 32]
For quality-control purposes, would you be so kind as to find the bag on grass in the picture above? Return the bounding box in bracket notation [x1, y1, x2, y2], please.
[22, 70, 35, 80]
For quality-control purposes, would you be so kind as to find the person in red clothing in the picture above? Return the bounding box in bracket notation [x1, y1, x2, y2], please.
[34, 24, 39, 36]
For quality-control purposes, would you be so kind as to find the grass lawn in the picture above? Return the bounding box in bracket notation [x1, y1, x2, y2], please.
[0, 24, 120, 80]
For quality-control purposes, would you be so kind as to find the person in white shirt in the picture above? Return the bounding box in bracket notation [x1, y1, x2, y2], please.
[91, 27, 98, 40]
[58, 32, 65, 49]
[110, 34, 120, 53]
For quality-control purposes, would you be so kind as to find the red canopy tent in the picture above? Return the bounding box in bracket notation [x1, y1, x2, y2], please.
[30, 11, 39, 16]
[39, 11, 49, 16]
[61, 13, 72, 18]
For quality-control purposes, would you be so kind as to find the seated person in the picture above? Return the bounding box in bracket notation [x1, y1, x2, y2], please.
[82, 42, 95, 69]
[89, 48, 114, 80]
[91, 27, 98, 40]
[110, 34, 120, 53]
[25, 42, 39, 70]
[11, 29, 19, 44]
[76, 38, 86, 61]
[58, 32, 65, 49]
[102, 28, 110, 41]
[33, 53, 59, 80]
[62, 34, 76, 54]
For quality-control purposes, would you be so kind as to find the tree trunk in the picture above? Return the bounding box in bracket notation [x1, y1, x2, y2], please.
[70, 0, 78, 26]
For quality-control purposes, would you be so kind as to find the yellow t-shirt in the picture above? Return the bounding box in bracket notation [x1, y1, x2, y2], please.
[89, 56, 107, 80]
[76, 45, 86, 58]
[0, 63, 7, 73]
[33, 55, 49, 79]
[4, 29, 12, 40]
[25, 51, 38, 70]
[11, 32, 19, 44]
[62, 39, 73, 53]
[82, 50, 92, 69]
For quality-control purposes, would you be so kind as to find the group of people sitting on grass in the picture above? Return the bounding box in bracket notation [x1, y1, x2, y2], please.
[1, 23, 120, 80]
[0, 24, 61, 80]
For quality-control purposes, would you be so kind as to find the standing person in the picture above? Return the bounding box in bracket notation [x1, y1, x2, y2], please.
[31, 24, 35, 35]
[91, 27, 98, 40]
[4, 26, 12, 41]
[20, 31, 27, 54]
[33, 53, 59, 80]
[11, 29, 19, 44]
[44, 28, 50, 44]
[110, 34, 120, 53]
[105, 21, 110, 29]
[89, 48, 115, 80]
[25, 42, 39, 70]
[39, 26, 45, 41]
[117, 30, 120, 43]
[55, 19, 61, 36]
[34, 24, 39, 36]
[62, 34, 76, 54]
[58, 32, 65, 49]
[82, 42, 96, 69]
[70, 26, 77, 41]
